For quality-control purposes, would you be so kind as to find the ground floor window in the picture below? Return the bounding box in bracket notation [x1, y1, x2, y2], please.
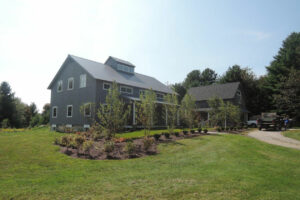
[52, 106, 57, 118]
[67, 105, 73, 117]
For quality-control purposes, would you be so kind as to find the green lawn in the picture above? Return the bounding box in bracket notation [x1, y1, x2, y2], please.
[1, 128, 300, 199]
[283, 129, 300, 141]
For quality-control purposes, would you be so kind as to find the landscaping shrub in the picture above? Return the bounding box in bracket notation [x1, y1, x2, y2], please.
[124, 141, 136, 154]
[1, 119, 10, 128]
[153, 134, 161, 141]
[82, 141, 94, 152]
[174, 132, 180, 137]
[191, 130, 195, 134]
[75, 135, 86, 146]
[217, 127, 221, 132]
[221, 127, 225, 131]
[198, 128, 202, 133]
[104, 141, 115, 153]
[183, 130, 188, 135]
[164, 132, 170, 138]
[61, 135, 73, 147]
[226, 127, 230, 132]
[54, 137, 61, 145]
[143, 137, 154, 150]
[204, 129, 208, 133]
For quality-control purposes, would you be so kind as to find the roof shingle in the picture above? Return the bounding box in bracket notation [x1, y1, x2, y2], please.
[188, 82, 240, 101]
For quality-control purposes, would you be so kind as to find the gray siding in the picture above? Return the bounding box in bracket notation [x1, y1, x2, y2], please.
[50, 59, 96, 127]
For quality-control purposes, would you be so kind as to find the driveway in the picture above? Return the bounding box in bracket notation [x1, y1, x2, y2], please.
[248, 130, 300, 150]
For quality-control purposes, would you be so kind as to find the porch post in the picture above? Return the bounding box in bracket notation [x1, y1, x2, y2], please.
[177, 110, 180, 126]
[165, 107, 168, 126]
[133, 101, 136, 125]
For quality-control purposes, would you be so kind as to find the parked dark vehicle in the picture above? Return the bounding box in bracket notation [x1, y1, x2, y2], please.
[257, 113, 284, 131]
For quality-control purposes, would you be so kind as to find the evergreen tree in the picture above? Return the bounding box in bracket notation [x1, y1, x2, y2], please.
[0, 82, 16, 127]
[172, 83, 186, 103]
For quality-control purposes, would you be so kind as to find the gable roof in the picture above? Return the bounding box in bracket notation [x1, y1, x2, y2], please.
[105, 56, 135, 67]
[48, 55, 173, 94]
[188, 82, 240, 101]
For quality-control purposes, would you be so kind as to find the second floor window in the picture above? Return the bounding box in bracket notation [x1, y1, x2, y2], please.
[139, 89, 146, 96]
[120, 86, 133, 94]
[67, 105, 73, 117]
[52, 106, 57, 118]
[57, 80, 63, 92]
[67, 78, 74, 90]
[103, 82, 111, 90]
[80, 74, 86, 88]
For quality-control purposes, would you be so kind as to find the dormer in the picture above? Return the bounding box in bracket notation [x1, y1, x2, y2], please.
[105, 56, 135, 74]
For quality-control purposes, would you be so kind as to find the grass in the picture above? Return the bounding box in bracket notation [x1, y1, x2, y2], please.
[283, 129, 300, 141]
[1, 128, 300, 199]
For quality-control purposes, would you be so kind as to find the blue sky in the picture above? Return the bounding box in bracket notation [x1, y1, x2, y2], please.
[0, 0, 299, 110]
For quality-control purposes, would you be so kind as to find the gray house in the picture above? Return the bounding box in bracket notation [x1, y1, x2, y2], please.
[48, 55, 174, 130]
[188, 82, 248, 122]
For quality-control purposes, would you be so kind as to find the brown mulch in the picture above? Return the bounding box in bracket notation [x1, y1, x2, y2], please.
[58, 132, 207, 160]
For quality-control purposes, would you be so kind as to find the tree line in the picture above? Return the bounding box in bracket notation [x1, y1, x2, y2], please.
[172, 32, 300, 122]
[0, 82, 50, 128]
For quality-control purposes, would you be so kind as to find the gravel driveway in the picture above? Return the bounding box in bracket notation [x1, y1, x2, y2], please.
[248, 130, 300, 150]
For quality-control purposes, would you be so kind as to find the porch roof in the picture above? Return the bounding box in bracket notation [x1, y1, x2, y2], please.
[121, 95, 177, 105]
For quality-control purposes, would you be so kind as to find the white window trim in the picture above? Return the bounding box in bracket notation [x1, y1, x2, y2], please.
[84, 103, 91, 117]
[103, 82, 112, 91]
[52, 106, 58, 118]
[67, 77, 74, 90]
[80, 74, 86, 88]
[57, 80, 63, 92]
[66, 105, 73, 118]
[120, 85, 133, 94]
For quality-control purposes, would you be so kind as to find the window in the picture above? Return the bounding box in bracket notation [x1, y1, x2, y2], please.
[103, 82, 111, 90]
[120, 85, 133, 94]
[67, 77, 74, 90]
[67, 105, 73, 117]
[117, 64, 134, 74]
[156, 93, 164, 100]
[80, 74, 86, 88]
[52, 106, 58, 118]
[57, 80, 63, 92]
[84, 103, 91, 117]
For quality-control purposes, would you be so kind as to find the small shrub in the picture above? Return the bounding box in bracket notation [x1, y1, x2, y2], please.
[104, 141, 115, 153]
[153, 134, 161, 141]
[61, 135, 73, 147]
[164, 132, 170, 138]
[226, 127, 230, 132]
[217, 127, 221, 132]
[204, 129, 208, 133]
[54, 137, 61, 145]
[221, 127, 225, 131]
[174, 132, 180, 137]
[1, 119, 10, 128]
[198, 128, 202, 133]
[183, 130, 188, 135]
[82, 140, 94, 152]
[75, 135, 86, 146]
[191, 130, 195, 134]
[124, 141, 136, 154]
[143, 137, 154, 150]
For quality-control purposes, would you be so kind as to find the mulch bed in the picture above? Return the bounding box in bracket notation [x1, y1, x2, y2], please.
[58, 131, 208, 160]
